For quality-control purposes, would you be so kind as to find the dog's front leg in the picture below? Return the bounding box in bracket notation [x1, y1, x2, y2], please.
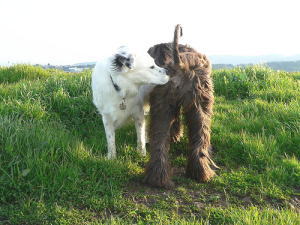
[144, 94, 174, 188]
[102, 116, 116, 159]
[133, 109, 146, 156]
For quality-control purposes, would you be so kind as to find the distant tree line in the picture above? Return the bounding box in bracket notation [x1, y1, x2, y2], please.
[213, 60, 300, 72]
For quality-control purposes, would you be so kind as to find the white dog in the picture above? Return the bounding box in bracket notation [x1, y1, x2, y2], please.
[92, 46, 169, 159]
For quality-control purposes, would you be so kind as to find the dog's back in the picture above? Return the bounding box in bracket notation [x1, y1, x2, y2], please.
[92, 57, 117, 113]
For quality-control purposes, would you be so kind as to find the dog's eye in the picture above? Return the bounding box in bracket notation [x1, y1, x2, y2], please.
[150, 66, 155, 69]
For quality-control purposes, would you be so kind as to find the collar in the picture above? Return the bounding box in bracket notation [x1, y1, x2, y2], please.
[109, 72, 127, 110]
[109, 74, 121, 92]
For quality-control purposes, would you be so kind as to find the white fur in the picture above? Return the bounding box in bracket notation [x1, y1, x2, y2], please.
[92, 46, 169, 159]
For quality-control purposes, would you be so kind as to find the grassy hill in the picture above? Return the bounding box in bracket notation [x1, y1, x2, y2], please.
[0, 65, 299, 224]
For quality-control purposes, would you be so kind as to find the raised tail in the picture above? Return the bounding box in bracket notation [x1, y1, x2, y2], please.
[173, 24, 183, 66]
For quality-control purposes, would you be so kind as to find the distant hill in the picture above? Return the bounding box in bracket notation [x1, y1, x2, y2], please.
[212, 60, 300, 72]
[265, 61, 300, 72]
[209, 54, 300, 65]
[72, 62, 96, 67]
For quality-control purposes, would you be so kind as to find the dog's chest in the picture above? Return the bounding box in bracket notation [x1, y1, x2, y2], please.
[109, 98, 142, 127]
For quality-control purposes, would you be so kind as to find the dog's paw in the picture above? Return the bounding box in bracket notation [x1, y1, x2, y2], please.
[144, 160, 173, 188]
[143, 175, 174, 189]
[186, 156, 216, 182]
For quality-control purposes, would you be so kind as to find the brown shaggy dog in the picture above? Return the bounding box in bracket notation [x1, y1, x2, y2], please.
[144, 25, 218, 188]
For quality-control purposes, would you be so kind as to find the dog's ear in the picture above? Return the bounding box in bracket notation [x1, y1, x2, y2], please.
[147, 46, 156, 58]
[148, 45, 168, 67]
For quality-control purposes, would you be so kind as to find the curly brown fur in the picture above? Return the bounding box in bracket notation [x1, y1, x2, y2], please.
[170, 105, 183, 143]
[144, 25, 218, 188]
[143, 91, 174, 188]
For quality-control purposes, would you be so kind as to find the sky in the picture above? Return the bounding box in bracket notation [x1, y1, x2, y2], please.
[0, 0, 299, 65]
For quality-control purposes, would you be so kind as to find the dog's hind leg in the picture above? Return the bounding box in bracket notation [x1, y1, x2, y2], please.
[184, 101, 216, 182]
[133, 109, 147, 156]
[102, 115, 116, 159]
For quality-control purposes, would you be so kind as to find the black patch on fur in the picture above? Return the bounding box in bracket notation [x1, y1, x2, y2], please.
[112, 54, 126, 71]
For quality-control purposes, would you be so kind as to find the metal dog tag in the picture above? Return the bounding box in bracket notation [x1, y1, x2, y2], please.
[119, 98, 126, 110]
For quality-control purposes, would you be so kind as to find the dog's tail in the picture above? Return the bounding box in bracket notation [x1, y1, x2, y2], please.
[173, 24, 183, 66]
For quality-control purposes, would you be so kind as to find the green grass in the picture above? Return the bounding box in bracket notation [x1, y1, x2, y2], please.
[0, 65, 299, 224]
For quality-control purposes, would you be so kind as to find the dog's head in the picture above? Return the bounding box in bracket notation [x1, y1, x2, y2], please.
[147, 43, 196, 73]
[112, 46, 136, 72]
[147, 43, 173, 68]
[142, 61, 169, 85]
[148, 42, 211, 89]
[123, 53, 169, 86]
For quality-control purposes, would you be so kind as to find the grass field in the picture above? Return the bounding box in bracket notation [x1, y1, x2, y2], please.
[0, 65, 299, 224]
